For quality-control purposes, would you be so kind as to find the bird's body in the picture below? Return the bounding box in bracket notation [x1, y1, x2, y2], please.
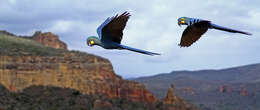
[177, 17, 252, 47]
[87, 12, 160, 56]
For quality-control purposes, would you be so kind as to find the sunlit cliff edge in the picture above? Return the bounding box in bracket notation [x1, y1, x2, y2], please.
[0, 30, 198, 110]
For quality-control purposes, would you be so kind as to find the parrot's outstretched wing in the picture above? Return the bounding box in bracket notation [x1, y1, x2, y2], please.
[102, 11, 130, 44]
[119, 44, 160, 56]
[97, 17, 112, 39]
[210, 23, 252, 35]
[179, 21, 210, 47]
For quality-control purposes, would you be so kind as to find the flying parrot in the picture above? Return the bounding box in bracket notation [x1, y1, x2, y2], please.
[86, 11, 160, 56]
[177, 17, 252, 47]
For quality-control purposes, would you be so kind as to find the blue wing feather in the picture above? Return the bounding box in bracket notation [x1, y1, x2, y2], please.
[96, 17, 113, 39]
[119, 45, 160, 56]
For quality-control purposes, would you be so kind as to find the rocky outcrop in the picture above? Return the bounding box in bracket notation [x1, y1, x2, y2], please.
[0, 30, 199, 109]
[0, 53, 157, 103]
[160, 84, 198, 110]
[0, 30, 157, 103]
[219, 85, 232, 93]
[0, 30, 67, 50]
[32, 31, 67, 50]
[162, 84, 192, 110]
[218, 85, 249, 96]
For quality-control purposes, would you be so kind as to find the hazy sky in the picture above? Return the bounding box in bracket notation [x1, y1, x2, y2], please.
[1, 0, 260, 78]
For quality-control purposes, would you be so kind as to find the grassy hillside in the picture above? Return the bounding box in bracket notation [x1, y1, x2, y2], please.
[0, 33, 67, 56]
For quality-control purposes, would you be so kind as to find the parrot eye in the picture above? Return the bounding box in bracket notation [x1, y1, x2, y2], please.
[181, 21, 185, 24]
[90, 40, 95, 45]
[181, 18, 185, 21]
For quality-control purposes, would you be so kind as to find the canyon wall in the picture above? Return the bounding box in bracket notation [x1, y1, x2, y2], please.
[0, 54, 157, 103]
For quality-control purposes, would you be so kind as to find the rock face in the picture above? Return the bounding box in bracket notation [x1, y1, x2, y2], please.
[32, 31, 67, 50]
[218, 85, 249, 96]
[0, 30, 157, 103]
[219, 85, 232, 93]
[0, 54, 157, 103]
[0, 30, 67, 50]
[163, 84, 190, 106]
[0, 30, 199, 109]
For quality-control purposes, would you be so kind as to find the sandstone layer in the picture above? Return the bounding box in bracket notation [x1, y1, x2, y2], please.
[0, 54, 157, 103]
[32, 31, 67, 50]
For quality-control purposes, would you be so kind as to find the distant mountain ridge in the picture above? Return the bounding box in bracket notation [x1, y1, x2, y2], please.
[133, 63, 260, 110]
[137, 63, 260, 83]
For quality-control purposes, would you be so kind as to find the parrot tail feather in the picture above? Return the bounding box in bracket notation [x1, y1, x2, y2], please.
[119, 45, 161, 56]
[210, 23, 252, 35]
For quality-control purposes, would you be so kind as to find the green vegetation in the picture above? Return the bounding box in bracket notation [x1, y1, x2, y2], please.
[0, 33, 68, 56]
[0, 85, 197, 110]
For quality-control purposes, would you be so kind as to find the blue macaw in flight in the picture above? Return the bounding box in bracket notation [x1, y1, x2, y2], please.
[86, 12, 160, 56]
[177, 17, 252, 47]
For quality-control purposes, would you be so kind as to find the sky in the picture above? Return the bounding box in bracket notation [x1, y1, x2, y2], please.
[0, 0, 260, 78]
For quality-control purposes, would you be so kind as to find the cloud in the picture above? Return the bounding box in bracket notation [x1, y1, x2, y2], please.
[0, 0, 259, 78]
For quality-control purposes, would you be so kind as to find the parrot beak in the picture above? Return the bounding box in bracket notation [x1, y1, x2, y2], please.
[87, 40, 94, 47]
[88, 43, 94, 47]
[178, 20, 186, 27]
[87, 40, 92, 46]
[178, 22, 181, 27]
[87, 40, 90, 46]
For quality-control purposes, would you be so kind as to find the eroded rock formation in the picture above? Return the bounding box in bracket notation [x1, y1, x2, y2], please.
[219, 85, 232, 93]
[32, 31, 67, 50]
[163, 84, 190, 106]
[0, 54, 157, 103]
[0, 31, 197, 110]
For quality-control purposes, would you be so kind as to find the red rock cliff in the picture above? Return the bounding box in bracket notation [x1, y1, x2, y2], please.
[161, 84, 197, 110]
[0, 53, 157, 103]
[163, 84, 190, 106]
[32, 31, 67, 50]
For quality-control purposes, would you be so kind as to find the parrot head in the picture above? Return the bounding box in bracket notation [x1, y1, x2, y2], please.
[86, 36, 100, 47]
[178, 17, 190, 26]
